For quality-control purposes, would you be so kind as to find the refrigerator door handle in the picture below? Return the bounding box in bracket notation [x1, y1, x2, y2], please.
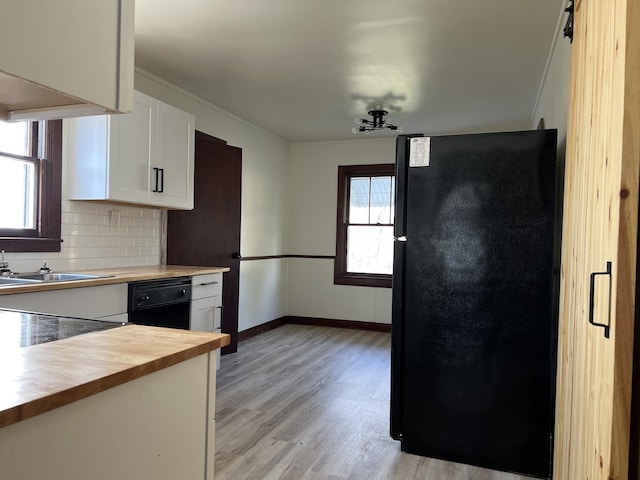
[395, 236, 407, 242]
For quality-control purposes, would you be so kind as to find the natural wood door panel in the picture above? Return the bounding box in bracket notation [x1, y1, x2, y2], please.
[554, 0, 640, 478]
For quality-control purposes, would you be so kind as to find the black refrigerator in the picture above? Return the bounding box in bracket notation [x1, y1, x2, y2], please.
[390, 130, 562, 478]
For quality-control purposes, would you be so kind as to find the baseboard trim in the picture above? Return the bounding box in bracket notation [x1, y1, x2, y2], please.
[238, 317, 289, 341]
[238, 316, 391, 342]
[287, 316, 392, 332]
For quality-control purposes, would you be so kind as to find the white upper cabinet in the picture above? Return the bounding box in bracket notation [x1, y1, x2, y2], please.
[153, 101, 196, 209]
[65, 91, 195, 210]
[0, 0, 134, 121]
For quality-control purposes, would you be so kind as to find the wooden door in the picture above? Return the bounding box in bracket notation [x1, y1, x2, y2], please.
[167, 131, 242, 354]
[553, 1, 640, 478]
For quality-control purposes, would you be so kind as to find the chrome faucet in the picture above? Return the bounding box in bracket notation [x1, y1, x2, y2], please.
[0, 250, 11, 276]
[39, 261, 52, 274]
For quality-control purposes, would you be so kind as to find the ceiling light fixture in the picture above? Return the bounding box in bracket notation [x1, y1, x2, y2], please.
[352, 110, 402, 135]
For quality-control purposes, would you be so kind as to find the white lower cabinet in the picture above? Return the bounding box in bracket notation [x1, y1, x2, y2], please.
[191, 273, 223, 369]
[0, 284, 127, 321]
[0, 352, 217, 480]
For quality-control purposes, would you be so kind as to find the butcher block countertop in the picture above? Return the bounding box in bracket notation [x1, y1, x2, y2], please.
[0, 265, 230, 295]
[0, 310, 230, 429]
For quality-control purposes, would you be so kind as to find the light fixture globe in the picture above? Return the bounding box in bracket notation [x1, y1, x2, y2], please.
[353, 109, 400, 134]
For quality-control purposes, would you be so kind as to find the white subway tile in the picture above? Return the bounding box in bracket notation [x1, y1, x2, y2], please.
[141, 208, 159, 219]
[85, 258, 106, 269]
[133, 237, 148, 247]
[85, 236, 106, 247]
[111, 227, 129, 237]
[102, 236, 121, 247]
[119, 237, 135, 247]
[8, 260, 27, 273]
[119, 256, 135, 267]
[96, 225, 114, 237]
[131, 256, 149, 265]
[139, 227, 155, 237]
[78, 225, 99, 236]
[10, 198, 161, 271]
[59, 247, 79, 259]
[111, 247, 127, 257]
[103, 257, 120, 268]
[139, 246, 155, 256]
[126, 227, 142, 237]
[126, 247, 142, 257]
[61, 224, 81, 236]
[120, 216, 136, 227]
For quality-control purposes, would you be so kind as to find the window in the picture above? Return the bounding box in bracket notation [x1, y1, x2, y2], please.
[334, 164, 395, 288]
[0, 119, 62, 252]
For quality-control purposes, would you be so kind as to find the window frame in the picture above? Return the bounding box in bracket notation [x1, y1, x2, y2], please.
[0, 120, 62, 252]
[334, 163, 395, 288]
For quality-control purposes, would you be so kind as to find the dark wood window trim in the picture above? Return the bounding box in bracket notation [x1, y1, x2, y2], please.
[0, 120, 62, 252]
[334, 163, 395, 288]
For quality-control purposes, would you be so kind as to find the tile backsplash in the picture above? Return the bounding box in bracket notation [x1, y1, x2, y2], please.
[4, 200, 161, 273]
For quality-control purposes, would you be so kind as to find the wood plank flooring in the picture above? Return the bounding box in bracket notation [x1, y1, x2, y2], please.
[215, 324, 533, 480]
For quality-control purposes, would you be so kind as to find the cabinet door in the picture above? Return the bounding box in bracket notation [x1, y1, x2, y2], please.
[0, 0, 134, 119]
[190, 296, 222, 373]
[0, 284, 128, 320]
[553, 1, 640, 478]
[153, 102, 195, 209]
[190, 295, 221, 332]
[110, 92, 154, 204]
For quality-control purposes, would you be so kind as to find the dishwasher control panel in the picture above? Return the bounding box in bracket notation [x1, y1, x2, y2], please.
[128, 277, 192, 311]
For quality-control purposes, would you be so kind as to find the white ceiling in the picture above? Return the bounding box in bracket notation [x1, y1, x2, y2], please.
[135, 0, 566, 143]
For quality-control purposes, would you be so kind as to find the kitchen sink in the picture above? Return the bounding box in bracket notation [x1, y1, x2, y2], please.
[2, 272, 114, 283]
[0, 277, 41, 285]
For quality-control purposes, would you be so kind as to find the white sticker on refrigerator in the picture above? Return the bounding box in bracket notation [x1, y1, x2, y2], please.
[409, 137, 430, 167]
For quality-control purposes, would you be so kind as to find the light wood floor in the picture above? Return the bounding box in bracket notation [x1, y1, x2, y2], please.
[215, 324, 533, 480]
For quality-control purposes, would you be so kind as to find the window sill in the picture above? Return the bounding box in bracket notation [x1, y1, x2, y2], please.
[0, 237, 62, 253]
[334, 272, 392, 288]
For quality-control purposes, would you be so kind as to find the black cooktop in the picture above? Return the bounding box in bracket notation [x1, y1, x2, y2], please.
[0, 309, 123, 350]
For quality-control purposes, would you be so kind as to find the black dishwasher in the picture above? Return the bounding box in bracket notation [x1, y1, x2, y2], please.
[128, 277, 191, 329]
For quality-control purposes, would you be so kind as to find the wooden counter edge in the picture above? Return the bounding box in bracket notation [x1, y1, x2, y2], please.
[0, 266, 231, 295]
[0, 326, 230, 429]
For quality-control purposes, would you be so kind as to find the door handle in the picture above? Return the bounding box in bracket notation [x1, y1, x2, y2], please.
[152, 167, 160, 192]
[159, 168, 164, 193]
[216, 305, 224, 328]
[588, 261, 612, 338]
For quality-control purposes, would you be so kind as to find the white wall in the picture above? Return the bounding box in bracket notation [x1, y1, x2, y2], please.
[287, 138, 396, 324]
[530, 8, 571, 151]
[134, 69, 290, 332]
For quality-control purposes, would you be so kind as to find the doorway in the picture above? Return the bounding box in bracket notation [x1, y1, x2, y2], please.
[167, 131, 242, 354]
